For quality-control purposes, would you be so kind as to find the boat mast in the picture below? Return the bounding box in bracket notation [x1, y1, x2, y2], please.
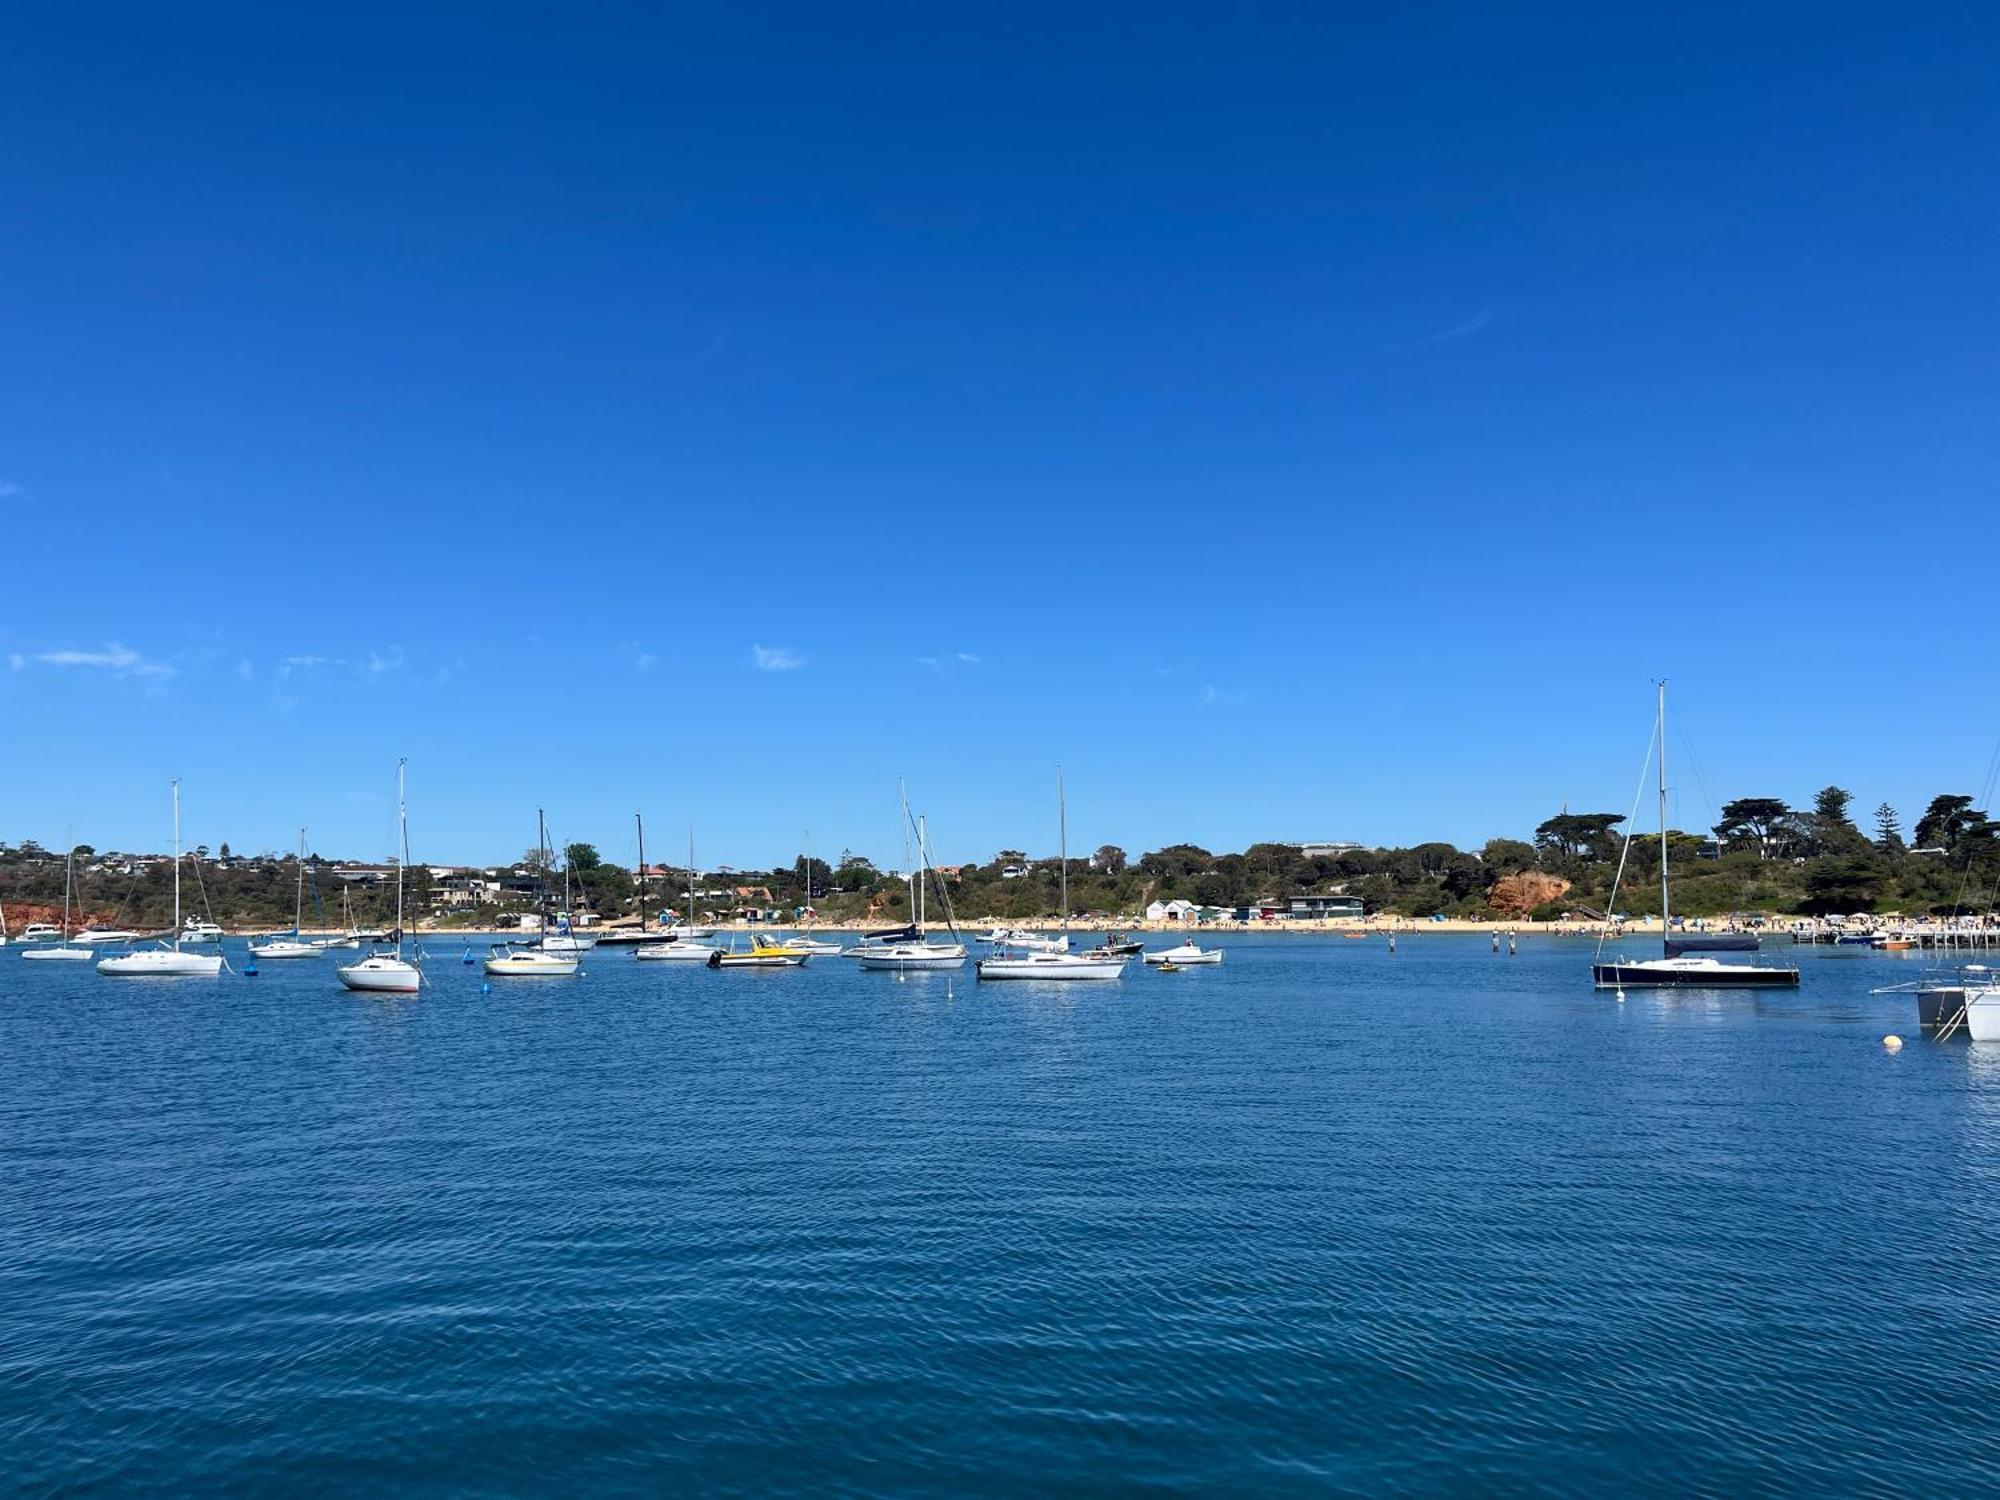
[1657, 681, 1670, 958]
[1057, 766, 1069, 930]
[537, 809, 549, 938]
[62, 846, 74, 941]
[917, 816, 928, 933]
[395, 759, 407, 959]
[635, 812, 647, 932]
[294, 827, 307, 933]
[687, 826, 696, 930]
[171, 778, 182, 951]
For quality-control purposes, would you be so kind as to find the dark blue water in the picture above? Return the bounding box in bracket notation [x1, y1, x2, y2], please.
[6, 934, 2000, 1494]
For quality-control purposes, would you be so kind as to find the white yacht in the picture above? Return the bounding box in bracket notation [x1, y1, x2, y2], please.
[1142, 941, 1223, 966]
[485, 943, 580, 977]
[22, 849, 93, 961]
[854, 809, 965, 972]
[100, 783, 225, 978]
[180, 918, 224, 945]
[977, 772, 1126, 983]
[19, 922, 62, 944]
[251, 829, 323, 959]
[337, 763, 423, 994]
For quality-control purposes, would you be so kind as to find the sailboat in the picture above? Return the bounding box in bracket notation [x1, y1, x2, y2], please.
[312, 888, 365, 949]
[1591, 684, 1800, 990]
[488, 811, 582, 976]
[337, 762, 424, 994]
[538, 819, 600, 954]
[99, 782, 226, 977]
[856, 802, 967, 971]
[251, 830, 323, 959]
[635, 827, 721, 961]
[22, 847, 93, 961]
[978, 770, 1127, 981]
[596, 813, 680, 946]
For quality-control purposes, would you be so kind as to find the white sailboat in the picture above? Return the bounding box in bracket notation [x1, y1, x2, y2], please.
[979, 770, 1127, 982]
[635, 827, 721, 961]
[855, 806, 967, 971]
[337, 762, 423, 994]
[22, 848, 93, 961]
[99, 783, 226, 977]
[1591, 683, 1800, 990]
[251, 829, 322, 959]
[489, 811, 584, 976]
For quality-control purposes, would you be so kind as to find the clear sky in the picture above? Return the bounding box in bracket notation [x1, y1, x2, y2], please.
[3, 3, 1996, 869]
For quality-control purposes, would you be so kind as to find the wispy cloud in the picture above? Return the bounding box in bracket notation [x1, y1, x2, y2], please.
[1200, 683, 1247, 707]
[362, 646, 405, 678]
[1414, 306, 1492, 348]
[918, 650, 981, 673]
[956, 652, 980, 664]
[8, 642, 173, 680]
[277, 653, 340, 680]
[917, 655, 941, 672]
[634, 652, 658, 673]
[0, 480, 20, 500]
[752, 643, 805, 672]
[236, 658, 255, 683]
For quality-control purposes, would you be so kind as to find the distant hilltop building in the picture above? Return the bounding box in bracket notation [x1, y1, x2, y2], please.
[1286, 841, 1365, 858]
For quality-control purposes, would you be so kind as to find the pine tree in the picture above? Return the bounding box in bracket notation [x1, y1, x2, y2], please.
[1875, 802, 1905, 853]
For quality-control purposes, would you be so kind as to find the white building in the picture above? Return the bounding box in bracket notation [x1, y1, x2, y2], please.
[1145, 899, 1199, 923]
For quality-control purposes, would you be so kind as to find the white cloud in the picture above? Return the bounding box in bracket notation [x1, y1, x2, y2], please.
[916, 656, 941, 671]
[12, 642, 172, 680]
[634, 652, 657, 673]
[751, 643, 805, 672]
[0, 480, 20, 500]
[1415, 306, 1492, 348]
[362, 646, 405, 678]
[956, 652, 980, 664]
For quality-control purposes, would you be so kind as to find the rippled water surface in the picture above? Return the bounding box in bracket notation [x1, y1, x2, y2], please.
[6, 934, 2000, 1494]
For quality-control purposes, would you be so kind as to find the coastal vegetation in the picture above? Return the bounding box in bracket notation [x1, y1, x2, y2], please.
[4, 787, 1996, 929]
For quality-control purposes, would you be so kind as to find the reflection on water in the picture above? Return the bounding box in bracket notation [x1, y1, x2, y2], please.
[3, 934, 1999, 1494]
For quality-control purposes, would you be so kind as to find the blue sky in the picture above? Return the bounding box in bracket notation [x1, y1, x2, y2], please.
[3, 3, 1996, 868]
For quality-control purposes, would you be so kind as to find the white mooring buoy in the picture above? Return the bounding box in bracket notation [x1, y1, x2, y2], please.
[1884, 1035, 1904, 1052]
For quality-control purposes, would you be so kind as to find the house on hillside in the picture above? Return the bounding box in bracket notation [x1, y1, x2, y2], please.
[1145, 898, 1198, 923]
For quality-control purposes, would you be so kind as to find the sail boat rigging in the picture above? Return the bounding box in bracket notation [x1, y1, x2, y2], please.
[1591, 684, 1799, 989]
[977, 768, 1127, 981]
[99, 781, 225, 977]
[636, 827, 722, 960]
[855, 788, 968, 971]
[338, 761, 424, 993]
[23, 846, 94, 961]
[252, 829, 322, 959]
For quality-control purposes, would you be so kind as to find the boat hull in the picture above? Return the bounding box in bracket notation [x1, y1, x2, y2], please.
[337, 957, 423, 993]
[98, 949, 224, 977]
[1143, 947, 1223, 965]
[22, 946, 93, 961]
[250, 940, 322, 959]
[707, 952, 806, 968]
[855, 948, 966, 971]
[484, 956, 580, 976]
[1591, 960, 1799, 988]
[633, 943, 720, 962]
[976, 956, 1127, 981]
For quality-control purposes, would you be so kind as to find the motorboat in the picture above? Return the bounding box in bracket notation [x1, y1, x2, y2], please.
[337, 765, 424, 994]
[75, 928, 141, 945]
[707, 938, 809, 969]
[100, 783, 226, 979]
[1097, 933, 1143, 957]
[782, 933, 846, 956]
[1143, 941, 1222, 965]
[179, 918, 224, 944]
[485, 943, 580, 977]
[539, 931, 600, 954]
[19, 922, 62, 944]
